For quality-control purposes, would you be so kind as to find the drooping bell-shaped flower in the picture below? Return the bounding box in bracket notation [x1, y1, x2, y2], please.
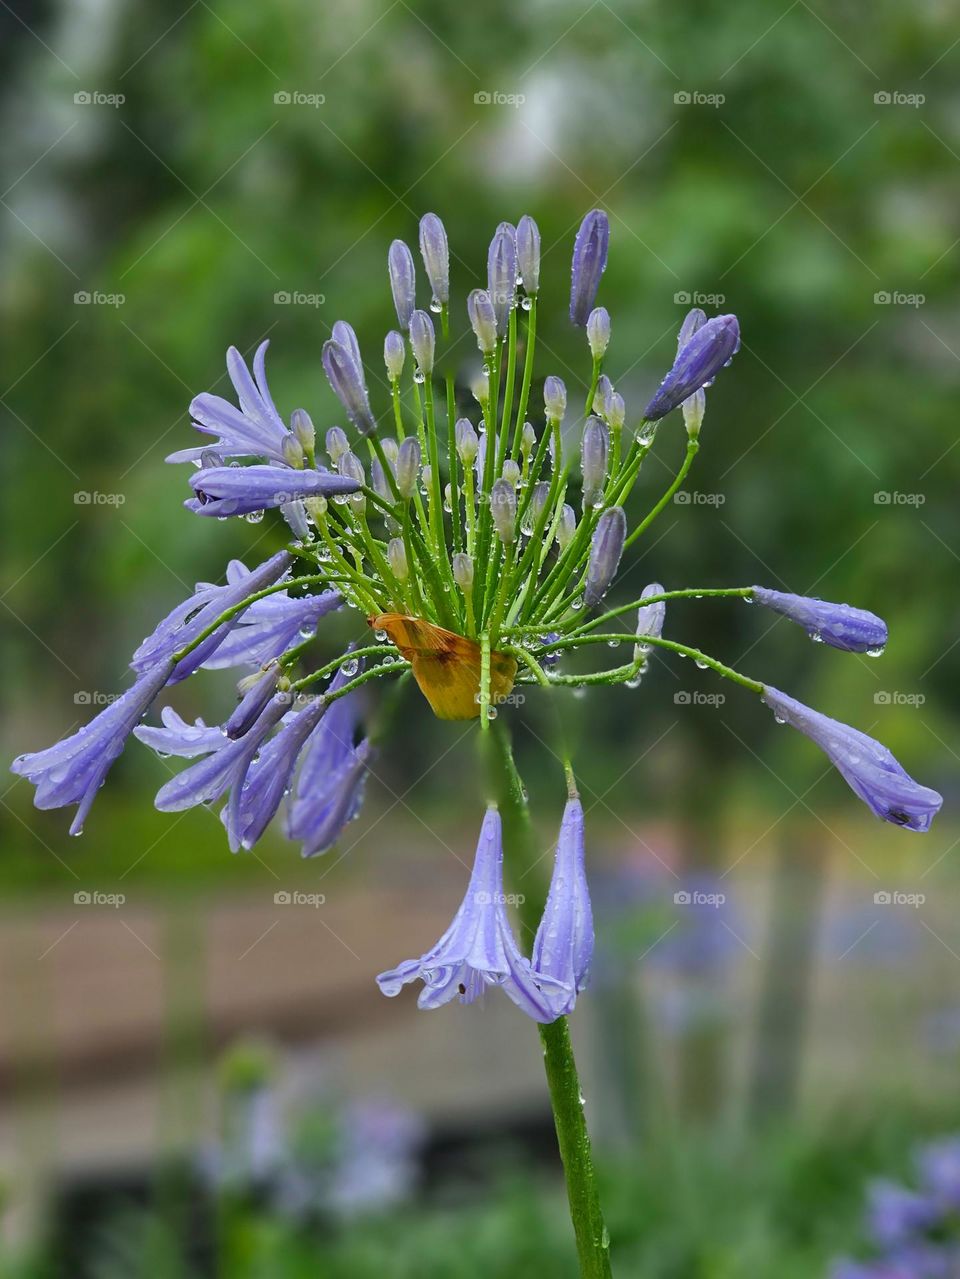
[634, 582, 666, 663]
[388, 239, 416, 329]
[12, 656, 175, 836]
[467, 288, 498, 356]
[569, 209, 609, 326]
[376, 806, 567, 1021]
[751, 587, 888, 653]
[531, 797, 593, 1016]
[169, 342, 297, 465]
[644, 314, 740, 421]
[581, 416, 608, 511]
[188, 464, 359, 518]
[409, 309, 435, 378]
[584, 506, 626, 608]
[295, 738, 373, 858]
[516, 214, 540, 295]
[586, 307, 610, 359]
[201, 580, 342, 673]
[487, 222, 517, 336]
[418, 212, 449, 308]
[384, 330, 405, 381]
[762, 686, 942, 832]
[322, 339, 376, 436]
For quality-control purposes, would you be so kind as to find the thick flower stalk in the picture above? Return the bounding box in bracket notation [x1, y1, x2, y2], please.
[11, 208, 942, 1279]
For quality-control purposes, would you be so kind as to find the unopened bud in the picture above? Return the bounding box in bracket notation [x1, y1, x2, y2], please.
[502, 459, 521, 487]
[557, 504, 577, 551]
[291, 408, 315, 456]
[387, 537, 409, 581]
[467, 289, 498, 356]
[452, 552, 474, 591]
[470, 368, 490, 407]
[593, 374, 613, 418]
[282, 434, 305, 469]
[581, 416, 609, 510]
[606, 392, 626, 431]
[544, 376, 567, 422]
[521, 421, 536, 458]
[490, 478, 517, 544]
[584, 506, 626, 608]
[388, 239, 416, 330]
[326, 426, 349, 464]
[487, 223, 517, 336]
[409, 309, 435, 378]
[418, 212, 449, 308]
[384, 330, 405, 381]
[587, 306, 611, 359]
[516, 214, 541, 296]
[395, 437, 420, 499]
[381, 437, 399, 465]
[455, 418, 479, 464]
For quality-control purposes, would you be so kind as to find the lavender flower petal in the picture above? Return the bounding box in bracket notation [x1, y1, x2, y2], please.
[322, 339, 376, 436]
[763, 686, 943, 832]
[584, 506, 626, 608]
[388, 239, 416, 330]
[418, 212, 449, 307]
[134, 707, 225, 758]
[296, 738, 374, 859]
[569, 210, 609, 326]
[487, 223, 517, 336]
[752, 586, 888, 653]
[225, 665, 281, 740]
[644, 314, 740, 421]
[202, 587, 342, 671]
[188, 464, 360, 518]
[531, 797, 594, 1016]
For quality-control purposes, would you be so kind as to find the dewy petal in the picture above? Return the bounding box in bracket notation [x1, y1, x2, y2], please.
[643, 314, 740, 420]
[418, 212, 449, 306]
[531, 797, 594, 1016]
[12, 657, 174, 835]
[202, 588, 342, 672]
[134, 707, 225, 758]
[388, 239, 417, 330]
[131, 550, 292, 682]
[487, 223, 517, 337]
[173, 342, 295, 465]
[569, 209, 610, 326]
[763, 686, 943, 832]
[376, 807, 567, 1023]
[188, 464, 359, 518]
[322, 339, 376, 436]
[751, 586, 888, 653]
[297, 739, 374, 858]
[584, 506, 626, 608]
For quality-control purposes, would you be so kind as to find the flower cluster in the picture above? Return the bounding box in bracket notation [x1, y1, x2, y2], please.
[12, 208, 941, 1025]
[832, 1135, 960, 1277]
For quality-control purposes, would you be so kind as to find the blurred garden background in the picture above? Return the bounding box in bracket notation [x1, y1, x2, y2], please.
[1, 0, 960, 1274]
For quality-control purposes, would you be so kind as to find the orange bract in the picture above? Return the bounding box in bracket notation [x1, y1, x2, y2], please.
[369, 614, 518, 720]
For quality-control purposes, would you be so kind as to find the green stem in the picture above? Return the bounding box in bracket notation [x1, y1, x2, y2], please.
[480, 725, 612, 1279]
[624, 439, 699, 550]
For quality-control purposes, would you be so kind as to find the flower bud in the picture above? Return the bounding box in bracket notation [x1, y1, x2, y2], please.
[322, 339, 375, 436]
[570, 209, 609, 326]
[470, 368, 490, 407]
[682, 389, 706, 439]
[586, 307, 610, 359]
[502, 459, 521, 487]
[677, 307, 706, 350]
[395, 437, 421, 499]
[643, 314, 740, 421]
[282, 434, 305, 469]
[332, 320, 363, 375]
[381, 437, 399, 465]
[490, 478, 517, 544]
[544, 376, 567, 422]
[584, 506, 626, 608]
[487, 222, 517, 336]
[384, 330, 405, 381]
[634, 582, 666, 662]
[409, 309, 435, 378]
[418, 212, 449, 308]
[421, 463, 432, 489]
[530, 481, 551, 523]
[556, 504, 577, 551]
[388, 239, 416, 329]
[387, 536, 408, 581]
[606, 392, 626, 432]
[291, 408, 315, 456]
[281, 499, 310, 542]
[371, 456, 392, 503]
[338, 450, 366, 512]
[467, 288, 498, 356]
[455, 418, 479, 464]
[516, 214, 541, 295]
[593, 373, 613, 418]
[326, 426, 349, 464]
[452, 552, 474, 591]
[581, 416, 608, 510]
[521, 421, 536, 458]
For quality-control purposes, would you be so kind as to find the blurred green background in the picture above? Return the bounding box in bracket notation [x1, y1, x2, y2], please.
[1, 0, 959, 1275]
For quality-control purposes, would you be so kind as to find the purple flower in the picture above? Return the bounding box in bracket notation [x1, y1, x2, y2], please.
[531, 797, 593, 1016]
[569, 210, 609, 326]
[134, 707, 225, 757]
[752, 586, 888, 653]
[225, 665, 281, 740]
[644, 314, 740, 421]
[12, 657, 174, 835]
[388, 239, 416, 330]
[131, 550, 292, 682]
[918, 1137, 960, 1210]
[322, 339, 376, 436]
[866, 1179, 939, 1250]
[418, 213, 449, 307]
[168, 342, 298, 466]
[516, 214, 540, 295]
[331, 320, 364, 375]
[763, 686, 943, 832]
[187, 464, 359, 518]
[200, 579, 341, 673]
[490, 478, 517, 544]
[294, 738, 374, 859]
[581, 416, 608, 510]
[584, 506, 626, 608]
[376, 806, 567, 1022]
[487, 222, 517, 336]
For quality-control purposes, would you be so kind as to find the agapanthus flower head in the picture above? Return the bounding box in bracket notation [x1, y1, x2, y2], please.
[516, 214, 540, 295]
[322, 339, 376, 436]
[570, 209, 609, 326]
[388, 239, 416, 329]
[644, 314, 740, 421]
[418, 212, 449, 308]
[763, 686, 942, 831]
[751, 586, 888, 653]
